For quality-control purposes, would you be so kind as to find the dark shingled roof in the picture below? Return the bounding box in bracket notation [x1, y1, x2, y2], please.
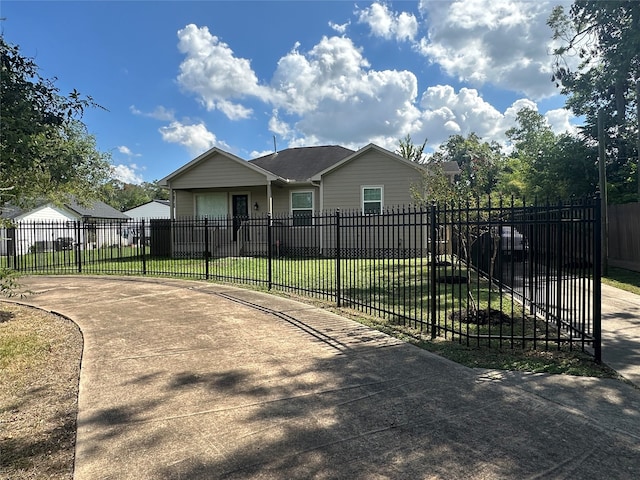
[249, 145, 354, 181]
[65, 199, 130, 219]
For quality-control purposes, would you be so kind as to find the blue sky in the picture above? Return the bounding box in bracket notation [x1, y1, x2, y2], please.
[3, 0, 576, 184]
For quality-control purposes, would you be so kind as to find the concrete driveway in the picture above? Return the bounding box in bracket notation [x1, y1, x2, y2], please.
[17, 276, 640, 479]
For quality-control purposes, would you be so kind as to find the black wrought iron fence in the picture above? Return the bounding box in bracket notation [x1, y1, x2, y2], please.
[0, 197, 601, 360]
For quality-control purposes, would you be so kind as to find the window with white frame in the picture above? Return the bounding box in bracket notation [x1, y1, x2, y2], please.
[291, 191, 313, 226]
[195, 192, 228, 219]
[362, 186, 383, 214]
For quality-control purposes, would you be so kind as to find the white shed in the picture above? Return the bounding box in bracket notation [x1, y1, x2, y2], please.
[123, 200, 170, 219]
[0, 199, 129, 255]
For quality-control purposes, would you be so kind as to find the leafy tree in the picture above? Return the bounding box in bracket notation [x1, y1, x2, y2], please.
[396, 134, 427, 164]
[100, 180, 169, 211]
[141, 181, 170, 201]
[548, 1, 639, 202]
[406, 133, 508, 319]
[550, 133, 599, 199]
[0, 35, 110, 209]
[409, 163, 457, 206]
[502, 108, 598, 200]
[430, 133, 504, 198]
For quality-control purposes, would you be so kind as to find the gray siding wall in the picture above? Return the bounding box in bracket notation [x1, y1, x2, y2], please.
[321, 150, 422, 211]
[274, 213, 433, 257]
[271, 185, 320, 215]
[175, 190, 195, 218]
[169, 152, 267, 189]
[174, 187, 270, 218]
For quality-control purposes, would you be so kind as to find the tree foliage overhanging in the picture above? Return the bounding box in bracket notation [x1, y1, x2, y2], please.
[396, 134, 427, 164]
[100, 180, 169, 212]
[549, 0, 640, 203]
[402, 1, 638, 206]
[0, 35, 111, 210]
[401, 121, 599, 206]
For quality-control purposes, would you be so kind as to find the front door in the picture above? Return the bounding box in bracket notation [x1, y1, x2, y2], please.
[232, 195, 249, 241]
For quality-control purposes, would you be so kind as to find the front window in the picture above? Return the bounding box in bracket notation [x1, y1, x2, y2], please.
[291, 191, 313, 226]
[195, 192, 228, 219]
[362, 186, 383, 214]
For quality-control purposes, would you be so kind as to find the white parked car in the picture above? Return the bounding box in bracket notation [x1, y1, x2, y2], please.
[499, 226, 527, 257]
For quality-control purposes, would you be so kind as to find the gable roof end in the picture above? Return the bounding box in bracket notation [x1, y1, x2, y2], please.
[159, 146, 278, 186]
[310, 143, 423, 181]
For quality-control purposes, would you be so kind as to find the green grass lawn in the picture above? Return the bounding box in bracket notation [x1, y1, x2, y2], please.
[19, 252, 589, 336]
[9, 249, 633, 377]
[603, 266, 640, 295]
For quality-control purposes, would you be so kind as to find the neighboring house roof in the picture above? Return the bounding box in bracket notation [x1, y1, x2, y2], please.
[123, 199, 171, 219]
[0, 198, 129, 221]
[64, 198, 129, 219]
[124, 199, 170, 211]
[249, 146, 354, 182]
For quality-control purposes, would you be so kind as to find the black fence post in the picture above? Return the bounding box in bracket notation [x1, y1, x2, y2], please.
[11, 226, 17, 270]
[204, 217, 210, 280]
[528, 197, 536, 315]
[430, 204, 437, 339]
[593, 195, 602, 363]
[75, 221, 82, 273]
[141, 219, 147, 275]
[267, 213, 273, 290]
[336, 209, 341, 308]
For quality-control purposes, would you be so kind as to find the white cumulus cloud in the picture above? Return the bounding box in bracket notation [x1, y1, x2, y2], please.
[271, 36, 372, 114]
[159, 121, 226, 155]
[418, 85, 504, 144]
[267, 36, 421, 148]
[110, 164, 144, 184]
[416, 0, 572, 99]
[329, 20, 350, 34]
[544, 108, 577, 136]
[357, 2, 418, 42]
[414, 86, 575, 153]
[176, 24, 271, 120]
[130, 105, 176, 122]
[167, 12, 578, 157]
[117, 145, 141, 157]
[117, 145, 133, 156]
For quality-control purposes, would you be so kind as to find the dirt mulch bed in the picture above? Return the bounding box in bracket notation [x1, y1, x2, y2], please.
[0, 303, 82, 479]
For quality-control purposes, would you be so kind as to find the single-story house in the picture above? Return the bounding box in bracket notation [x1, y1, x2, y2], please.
[122, 199, 171, 246]
[158, 143, 459, 257]
[0, 198, 129, 256]
[123, 199, 171, 219]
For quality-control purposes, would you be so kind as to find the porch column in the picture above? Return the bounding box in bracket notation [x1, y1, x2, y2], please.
[169, 187, 175, 257]
[169, 187, 175, 221]
[267, 181, 273, 215]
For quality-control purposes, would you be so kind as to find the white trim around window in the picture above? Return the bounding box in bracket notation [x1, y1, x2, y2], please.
[362, 185, 383, 215]
[290, 190, 314, 226]
[194, 192, 228, 219]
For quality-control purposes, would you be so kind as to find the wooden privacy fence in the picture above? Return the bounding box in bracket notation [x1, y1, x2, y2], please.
[608, 202, 640, 272]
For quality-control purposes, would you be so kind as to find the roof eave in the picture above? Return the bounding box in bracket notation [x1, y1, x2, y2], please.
[312, 143, 426, 180]
[159, 147, 281, 186]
